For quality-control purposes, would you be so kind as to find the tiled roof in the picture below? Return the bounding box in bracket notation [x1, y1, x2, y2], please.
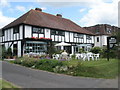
[3, 9, 94, 35]
[84, 24, 118, 35]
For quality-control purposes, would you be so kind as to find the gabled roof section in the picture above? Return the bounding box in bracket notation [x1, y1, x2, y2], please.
[3, 10, 32, 29]
[2, 9, 94, 35]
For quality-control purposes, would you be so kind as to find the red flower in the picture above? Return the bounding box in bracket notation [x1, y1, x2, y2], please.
[32, 37, 35, 39]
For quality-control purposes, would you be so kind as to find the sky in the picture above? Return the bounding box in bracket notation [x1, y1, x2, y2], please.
[0, 0, 119, 29]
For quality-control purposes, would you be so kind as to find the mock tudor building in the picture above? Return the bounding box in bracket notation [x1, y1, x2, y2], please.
[0, 8, 95, 57]
[84, 24, 118, 47]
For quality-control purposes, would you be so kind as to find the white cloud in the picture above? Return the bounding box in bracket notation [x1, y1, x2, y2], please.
[35, 0, 105, 7]
[79, 0, 118, 27]
[0, 11, 15, 28]
[0, 0, 10, 8]
[79, 8, 86, 13]
[41, 7, 47, 10]
[16, 6, 26, 12]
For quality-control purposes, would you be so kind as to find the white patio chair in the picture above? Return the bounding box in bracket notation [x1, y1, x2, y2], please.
[93, 54, 100, 60]
[82, 53, 87, 61]
[75, 54, 81, 59]
[86, 52, 94, 61]
[69, 54, 73, 59]
[52, 54, 60, 60]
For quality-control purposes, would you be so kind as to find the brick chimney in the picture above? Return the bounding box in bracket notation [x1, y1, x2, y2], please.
[35, 8, 42, 11]
[56, 14, 62, 17]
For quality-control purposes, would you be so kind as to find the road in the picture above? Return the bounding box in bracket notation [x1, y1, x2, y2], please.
[2, 61, 118, 88]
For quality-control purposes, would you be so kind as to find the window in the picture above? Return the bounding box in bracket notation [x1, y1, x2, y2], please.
[51, 30, 65, 36]
[106, 28, 111, 34]
[13, 26, 19, 33]
[58, 31, 65, 36]
[97, 37, 99, 42]
[86, 35, 92, 40]
[51, 30, 56, 35]
[74, 33, 78, 37]
[79, 34, 84, 39]
[74, 33, 83, 38]
[33, 27, 44, 34]
[24, 41, 47, 54]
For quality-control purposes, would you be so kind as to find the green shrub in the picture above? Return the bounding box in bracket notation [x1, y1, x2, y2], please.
[71, 54, 76, 59]
[6, 47, 12, 57]
[35, 59, 64, 72]
[14, 57, 64, 72]
[2, 46, 7, 59]
[100, 46, 117, 58]
[79, 48, 85, 53]
[90, 47, 101, 54]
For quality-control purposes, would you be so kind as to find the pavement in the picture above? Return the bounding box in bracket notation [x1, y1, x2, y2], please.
[2, 61, 118, 88]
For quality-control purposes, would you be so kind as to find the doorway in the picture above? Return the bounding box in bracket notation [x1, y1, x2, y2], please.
[13, 44, 18, 56]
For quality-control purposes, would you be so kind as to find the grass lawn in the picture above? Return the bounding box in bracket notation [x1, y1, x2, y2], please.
[64, 58, 118, 79]
[0, 79, 20, 89]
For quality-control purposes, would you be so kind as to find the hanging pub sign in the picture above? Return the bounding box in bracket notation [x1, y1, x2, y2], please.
[107, 36, 117, 61]
[107, 36, 117, 49]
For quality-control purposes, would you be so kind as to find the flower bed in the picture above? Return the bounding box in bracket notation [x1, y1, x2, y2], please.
[10, 57, 118, 79]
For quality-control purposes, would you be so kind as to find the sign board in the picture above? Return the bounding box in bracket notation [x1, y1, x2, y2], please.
[109, 37, 117, 44]
[107, 36, 117, 61]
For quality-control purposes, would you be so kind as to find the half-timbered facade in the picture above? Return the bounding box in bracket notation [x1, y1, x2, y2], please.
[0, 8, 94, 57]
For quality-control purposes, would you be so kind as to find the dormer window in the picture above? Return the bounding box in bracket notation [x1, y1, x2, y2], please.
[106, 28, 111, 34]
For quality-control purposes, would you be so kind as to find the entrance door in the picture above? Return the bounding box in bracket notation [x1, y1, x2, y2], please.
[13, 44, 18, 56]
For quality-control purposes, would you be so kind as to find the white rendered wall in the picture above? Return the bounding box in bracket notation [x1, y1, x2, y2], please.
[65, 32, 69, 42]
[95, 36, 101, 47]
[102, 35, 108, 46]
[70, 32, 73, 42]
[18, 41, 21, 57]
[33, 34, 38, 37]
[84, 35, 86, 43]
[17, 33, 19, 40]
[51, 35, 54, 41]
[58, 36, 61, 42]
[11, 28, 13, 41]
[39, 34, 44, 38]
[62, 36, 64, 42]
[8, 29, 10, 41]
[4, 30, 7, 41]
[91, 36, 94, 43]
[45, 28, 50, 38]
[5, 43, 9, 49]
[55, 35, 58, 41]
[25, 25, 32, 38]
[19, 25, 23, 39]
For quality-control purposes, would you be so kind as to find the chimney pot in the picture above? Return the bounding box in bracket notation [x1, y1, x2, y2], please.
[35, 8, 42, 11]
[56, 14, 62, 17]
